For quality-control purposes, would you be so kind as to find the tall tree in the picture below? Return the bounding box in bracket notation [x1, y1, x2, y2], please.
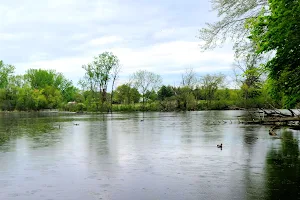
[181, 68, 198, 89]
[200, 73, 225, 108]
[157, 85, 175, 101]
[248, 0, 300, 108]
[233, 51, 265, 103]
[0, 60, 15, 89]
[131, 70, 162, 110]
[178, 68, 198, 109]
[80, 63, 97, 93]
[25, 69, 76, 103]
[0, 61, 16, 110]
[110, 64, 121, 112]
[25, 69, 56, 89]
[173, 86, 197, 111]
[114, 84, 140, 104]
[82, 52, 119, 104]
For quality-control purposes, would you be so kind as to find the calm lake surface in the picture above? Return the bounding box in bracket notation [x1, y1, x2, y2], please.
[0, 111, 299, 200]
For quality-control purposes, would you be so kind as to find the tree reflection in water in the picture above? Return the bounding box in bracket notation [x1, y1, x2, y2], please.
[265, 130, 300, 199]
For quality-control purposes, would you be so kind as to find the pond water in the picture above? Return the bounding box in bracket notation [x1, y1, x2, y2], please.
[0, 111, 299, 200]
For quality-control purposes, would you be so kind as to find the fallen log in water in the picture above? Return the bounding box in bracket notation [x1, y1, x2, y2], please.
[243, 117, 300, 125]
[241, 109, 300, 134]
[241, 116, 300, 131]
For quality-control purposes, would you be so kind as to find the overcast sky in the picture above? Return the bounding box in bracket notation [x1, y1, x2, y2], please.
[0, 0, 235, 87]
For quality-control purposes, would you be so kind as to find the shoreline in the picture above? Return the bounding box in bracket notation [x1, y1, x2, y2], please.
[0, 108, 248, 115]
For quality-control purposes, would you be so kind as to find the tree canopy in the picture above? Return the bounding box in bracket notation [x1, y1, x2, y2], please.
[81, 52, 119, 104]
[248, 0, 300, 107]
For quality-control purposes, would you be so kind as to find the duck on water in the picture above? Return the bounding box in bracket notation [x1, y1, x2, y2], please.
[217, 143, 222, 148]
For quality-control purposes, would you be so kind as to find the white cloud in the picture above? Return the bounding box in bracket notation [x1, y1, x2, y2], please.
[28, 53, 50, 61]
[69, 33, 91, 41]
[15, 40, 234, 86]
[0, 33, 27, 40]
[0, 0, 120, 26]
[0, 33, 17, 40]
[70, 35, 123, 52]
[109, 41, 234, 75]
[87, 36, 123, 46]
[153, 28, 176, 39]
[152, 27, 200, 40]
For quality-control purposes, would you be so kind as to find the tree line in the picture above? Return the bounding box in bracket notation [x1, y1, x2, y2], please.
[0, 51, 280, 112]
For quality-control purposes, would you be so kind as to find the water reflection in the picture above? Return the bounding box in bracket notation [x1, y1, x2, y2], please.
[0, 111, 299, 200]
[0, 112, 61, 150]
[265, 130, 300, 200]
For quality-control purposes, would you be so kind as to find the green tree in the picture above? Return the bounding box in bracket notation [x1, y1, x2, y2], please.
[25, 69, 56, 89]
[233, 52, 265, 107]
[158, 85, 175, 101]
[144, 90, 158, 102]
[130, 88, 141, 104]
[0, 60, 15, 89]
[16, 86, 35, 110]
[0, 62, 18, 110]
[0, 88, 15, 110]
[131, 70, 162, 110]
[43, 86, 63, 109]
[173, 86, 197, 111]
[114, 84, 140, 104]
[79, 64, 97, 93]
[200, 73, 225, 108]
[248, 0, 300, 108]
[25, 69, 76, 104]
[53, 73, 77, 102]
[110, 63, 121, 112]
[114, 84, 132, 104]
[32, 89, 47, 110]
[82, 52, 119, 104]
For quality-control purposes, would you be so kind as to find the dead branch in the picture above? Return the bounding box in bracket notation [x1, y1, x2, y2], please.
[269, 126, 277, 136]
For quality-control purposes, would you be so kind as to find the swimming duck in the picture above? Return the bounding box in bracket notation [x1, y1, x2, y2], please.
[217, 143, 222, 148]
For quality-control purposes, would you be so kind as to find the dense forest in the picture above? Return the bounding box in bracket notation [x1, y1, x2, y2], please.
[1, 0, 299, 113]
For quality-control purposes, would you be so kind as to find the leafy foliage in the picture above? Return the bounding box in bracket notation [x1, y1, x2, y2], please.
[131, 70, 162, 109]
[114, 84, 140, 104]
[200, 74, 225, 108]
[82, 52, 119, 102]
[0, 60, 15, 89]
[157, 85, 175, 101]
[248, 0, 300, 108]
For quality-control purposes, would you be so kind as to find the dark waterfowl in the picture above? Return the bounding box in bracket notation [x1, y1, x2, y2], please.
[217, 143, 222, 148]
[74, 123, 79, 126]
